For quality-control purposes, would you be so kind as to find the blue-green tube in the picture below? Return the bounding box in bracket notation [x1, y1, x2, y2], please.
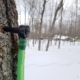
[17, 38, 26, 80]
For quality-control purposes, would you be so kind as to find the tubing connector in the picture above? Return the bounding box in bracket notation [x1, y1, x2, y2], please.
[3, 25, 30, 38]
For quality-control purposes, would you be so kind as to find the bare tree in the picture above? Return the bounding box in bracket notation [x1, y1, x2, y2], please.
[46, 0, 63, 51]
[58, 0, 63, 49]
[74, 0, 78, 44]
[38, 0, 47, 50]
[30, 2, 37, 46]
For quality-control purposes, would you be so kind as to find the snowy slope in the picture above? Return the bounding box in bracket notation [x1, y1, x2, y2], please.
[25, 42, 80, 80]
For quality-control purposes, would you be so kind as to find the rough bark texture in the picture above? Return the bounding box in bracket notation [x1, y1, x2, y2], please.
[0, 0, 18, 80]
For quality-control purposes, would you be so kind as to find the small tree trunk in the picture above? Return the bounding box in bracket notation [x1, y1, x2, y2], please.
[46, 38, 51, 51]
[74, 0, 78, 45]
[46, 0, 63, 51]
[0, 0, 18, 80]
[38, 0, 46, 50]
[58, 3, 63, 49]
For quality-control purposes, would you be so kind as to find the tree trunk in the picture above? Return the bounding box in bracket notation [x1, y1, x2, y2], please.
[0, 0, 18, 80]
[46, 0, 63, 51]
[58, 2, 63, 49]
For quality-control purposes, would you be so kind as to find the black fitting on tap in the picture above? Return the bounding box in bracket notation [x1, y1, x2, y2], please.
[3, 25, 30, 38]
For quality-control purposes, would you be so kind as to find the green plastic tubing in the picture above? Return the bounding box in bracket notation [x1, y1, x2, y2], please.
[17, 38, 26, 80]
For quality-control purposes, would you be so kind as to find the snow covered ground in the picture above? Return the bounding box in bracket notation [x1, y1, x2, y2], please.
[25, 41, 80, 80]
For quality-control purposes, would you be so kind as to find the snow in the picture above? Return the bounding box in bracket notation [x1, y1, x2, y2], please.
[53, 35, 71, 40]
[25, 41, 80, 80]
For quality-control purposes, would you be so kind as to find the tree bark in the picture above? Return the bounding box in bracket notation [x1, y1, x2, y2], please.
[0, 0, 18, 80]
